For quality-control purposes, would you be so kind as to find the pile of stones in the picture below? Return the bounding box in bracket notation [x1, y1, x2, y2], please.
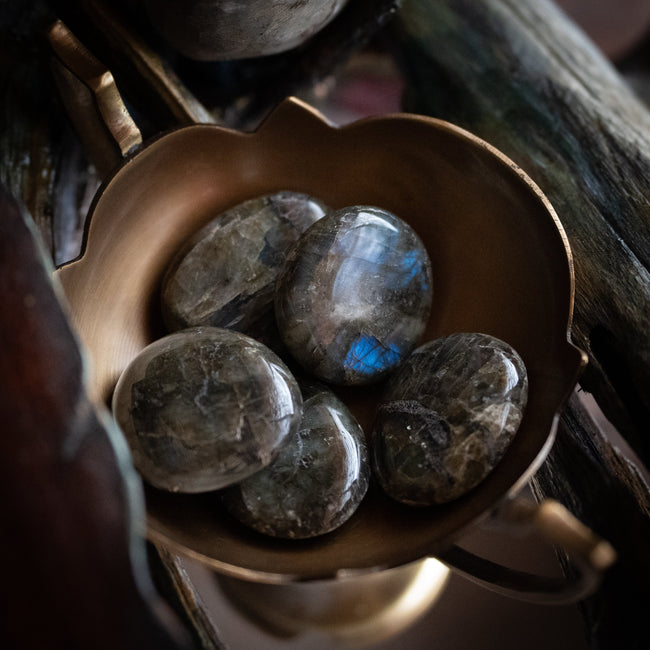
[112, 191, 527, 539]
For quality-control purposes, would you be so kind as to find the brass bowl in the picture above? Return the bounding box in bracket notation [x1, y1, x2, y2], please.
[56, 95, 587, 583]
[215, 558, 450, 644]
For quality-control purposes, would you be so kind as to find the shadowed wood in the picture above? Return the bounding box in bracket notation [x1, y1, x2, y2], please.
[533, 394, 650, 649]
[394, 0, 650, 465]
[148, 543, 229, 650]
[0, 184, 191, 650]
[392, 0, 650, 645]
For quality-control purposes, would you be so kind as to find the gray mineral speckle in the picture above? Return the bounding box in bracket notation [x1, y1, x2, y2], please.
[221, 382, 369, 538]
[161, 192, 328, 336]
[112, 327, 303, 493]
[371, 332, 528, 506]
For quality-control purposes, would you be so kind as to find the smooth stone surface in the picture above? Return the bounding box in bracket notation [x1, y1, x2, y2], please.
[275, 206, 433, 386]
[112, 327, 303, 493]
[371, 333, 528, 506]
[144, 0, 349, 61]
[221, 381, 369, 539]
[161, 191, 328, 335]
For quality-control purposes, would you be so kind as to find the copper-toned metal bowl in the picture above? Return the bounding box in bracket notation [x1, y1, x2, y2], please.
[50, 21, 611, 602]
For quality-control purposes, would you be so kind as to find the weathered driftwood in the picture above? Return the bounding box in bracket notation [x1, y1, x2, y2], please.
[1, 3, 60, 258]
[393, 1, 650, 647]
[534, 393, 650, 650]
[393, 0, 650, 464]
[0, 4, 102, 266]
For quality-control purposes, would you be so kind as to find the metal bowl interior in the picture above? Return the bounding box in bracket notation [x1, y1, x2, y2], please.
[56, 98, 585, 582]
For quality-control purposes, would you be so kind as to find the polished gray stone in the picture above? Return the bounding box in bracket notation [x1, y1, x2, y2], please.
[161, 191, 328, 335]
[221, 381, 369, 539]
[112, 327, 303, 493]
[275, 206, 433, 386]
[371, 333, 528, 506]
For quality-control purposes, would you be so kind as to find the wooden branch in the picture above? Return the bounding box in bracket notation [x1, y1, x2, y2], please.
[0, 4, 97, 266]
[532, 393, 650, 650]
[393, 2, 650, 646]
[0, 4, 58, 256]
[393, 0, 650, 466]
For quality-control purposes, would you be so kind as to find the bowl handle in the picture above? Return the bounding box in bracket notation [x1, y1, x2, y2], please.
[436, 496, 616, 604]
[47, 20, 143, 177]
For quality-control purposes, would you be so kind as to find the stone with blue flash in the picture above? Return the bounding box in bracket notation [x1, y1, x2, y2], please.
[274, 206, 433, 385]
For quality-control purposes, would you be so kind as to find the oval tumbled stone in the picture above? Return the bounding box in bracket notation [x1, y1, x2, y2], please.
[275, 206, 433, 385]
[221, 381, 370, 539]
[371, 333, 528, 506]
[161, 191, 328, 335]
[112, 327, 302, 493]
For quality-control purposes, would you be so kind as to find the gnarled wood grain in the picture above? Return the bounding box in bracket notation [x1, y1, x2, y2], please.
[533, 393, 650, 650]
[393, 1, 650, 647]
[394, 0, 650, 464]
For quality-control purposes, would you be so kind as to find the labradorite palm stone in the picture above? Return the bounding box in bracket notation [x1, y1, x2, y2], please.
[371, 333, 528, 506]
[112, 327, 302, 493]
[161, 191, 328, 335]
[221, 382, 369, 539]
[275, 206, 433, 385]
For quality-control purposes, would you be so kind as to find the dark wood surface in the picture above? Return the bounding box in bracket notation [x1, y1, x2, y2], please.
[2, 0, 649, 648]
[395, 0, 650, 463]
[393, 1, 650, 648]
[0, 184, 192, 649]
